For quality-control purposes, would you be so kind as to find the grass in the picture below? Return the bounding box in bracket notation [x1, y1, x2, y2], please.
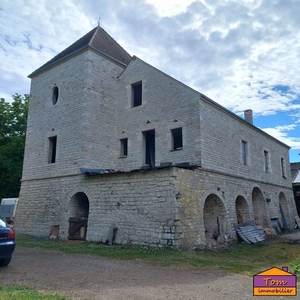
[3, 235, 300, 298]
[0, 286, 67, 300]
[16, 234, 300, 276]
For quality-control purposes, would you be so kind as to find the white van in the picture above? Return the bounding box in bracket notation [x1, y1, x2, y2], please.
[0, 198, 18, 225]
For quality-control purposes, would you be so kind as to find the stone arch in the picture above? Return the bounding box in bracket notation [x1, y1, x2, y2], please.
[235, 196, 250, 223]
[252, 187, 270, 228]
[279, 192, 289, 230]
[203, 194, 229, 243]
[68, 192, 89, 240]
[69, 192, 89, 218]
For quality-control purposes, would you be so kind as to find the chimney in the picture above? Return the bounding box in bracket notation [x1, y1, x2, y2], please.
[244, 109, 253, 124]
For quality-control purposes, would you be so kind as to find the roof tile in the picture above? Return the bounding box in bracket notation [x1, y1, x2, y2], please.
[29, 26, 132, 77]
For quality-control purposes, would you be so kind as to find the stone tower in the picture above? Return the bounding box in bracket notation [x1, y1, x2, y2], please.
[16, 27, 134, 238]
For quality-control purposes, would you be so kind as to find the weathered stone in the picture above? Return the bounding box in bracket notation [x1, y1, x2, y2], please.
[15, 26, 297, 248]
[105, 223, 117, 246]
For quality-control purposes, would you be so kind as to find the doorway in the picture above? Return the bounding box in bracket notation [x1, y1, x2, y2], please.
[68, 192, 89, 240]
[144, 130, 155, 167]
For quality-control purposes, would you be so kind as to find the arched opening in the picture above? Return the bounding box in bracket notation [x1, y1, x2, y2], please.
[52, 86, 59, 105]
[235, 196, 250, 223]
[68, 192, 89, 240]
[204, 194, 229, 244]
[252, 187, 270, 228]
[279, 192, 289, 230]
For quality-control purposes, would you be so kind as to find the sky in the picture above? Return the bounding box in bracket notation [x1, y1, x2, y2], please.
[0, 0, 299, 162]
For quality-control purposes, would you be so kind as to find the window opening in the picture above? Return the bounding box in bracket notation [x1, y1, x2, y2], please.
[281, 157, 286, 178]
[120, 138, 128, 157]
[132, 81, 142, 107]
[171, 128, 182, 150]
[242, 140, 247, 165]
[144, 130, 155, 167]
[264, 150, 269, 172]
[48, 136, 57, 163]
[52, 86, 59, 105]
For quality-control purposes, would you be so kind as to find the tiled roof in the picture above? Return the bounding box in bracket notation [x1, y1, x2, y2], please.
[29, 26, 132, 77]
[89, 27, 132, 65]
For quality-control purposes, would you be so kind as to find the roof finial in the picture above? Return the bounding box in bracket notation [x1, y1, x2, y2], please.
[98, 17, 101, 27]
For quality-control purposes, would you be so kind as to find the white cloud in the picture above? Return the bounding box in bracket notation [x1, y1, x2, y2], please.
[146, 0, 195, 17]
[262, 125, 300, 150]
[0, 0, 299, 161]
[2, 0, 299, 112]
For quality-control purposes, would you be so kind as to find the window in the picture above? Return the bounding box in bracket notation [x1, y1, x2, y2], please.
[144, 130, 155, 167]
[48, 136, 57, 163]
[52, 86, 59, 105]
[281, 157, 286, 178]
[171, 128, 183, 150]
[132, 81, 142, 107]
[264, 150, 269, 173]
[241, 140, 247, 165]
[120, 138, 128, 157]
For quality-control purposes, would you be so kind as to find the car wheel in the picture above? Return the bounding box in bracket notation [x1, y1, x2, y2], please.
[0, 257, 11, 267]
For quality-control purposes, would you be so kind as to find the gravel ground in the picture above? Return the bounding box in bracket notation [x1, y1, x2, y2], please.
[1, 240, 299, 300]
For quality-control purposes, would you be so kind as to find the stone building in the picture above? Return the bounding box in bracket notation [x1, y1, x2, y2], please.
[15, 26, 297, 247]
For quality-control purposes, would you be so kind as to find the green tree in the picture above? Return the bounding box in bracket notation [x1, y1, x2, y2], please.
[0, 94, 29, 199]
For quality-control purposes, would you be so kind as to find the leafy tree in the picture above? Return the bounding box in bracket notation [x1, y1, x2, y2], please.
[0, 94, 29, 200]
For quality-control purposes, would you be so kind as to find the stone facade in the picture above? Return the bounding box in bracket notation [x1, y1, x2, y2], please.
[15, 26, 297, 246]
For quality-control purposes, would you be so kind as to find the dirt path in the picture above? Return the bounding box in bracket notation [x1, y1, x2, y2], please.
[0, 247, 289, 299]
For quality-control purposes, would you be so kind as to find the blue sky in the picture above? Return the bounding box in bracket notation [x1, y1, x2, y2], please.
[0, 0, 299, 162]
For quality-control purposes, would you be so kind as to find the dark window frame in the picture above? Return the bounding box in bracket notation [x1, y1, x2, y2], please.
[281, 157, 286, 178]
[48, 136, 57, 163]
[132, 81, 142, 107]
[242, 140, 247, 165]
[171, 128, 183, 150]
[264, 150, 269, 173]
[143, 130, 155, 167]
[52, 86, 59, 105]
[120, 138, 128, 157]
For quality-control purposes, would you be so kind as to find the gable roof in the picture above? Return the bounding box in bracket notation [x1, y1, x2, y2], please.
[29, 26, 132, 78]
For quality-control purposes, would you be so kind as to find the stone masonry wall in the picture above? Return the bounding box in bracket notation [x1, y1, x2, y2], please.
[23, 50, 126, 181]
[199, 97, 292, 188]
[114, 58, 202, 171]
[15, 167, 296, 247]
[173, 167, 296, 245]
[16, 168, 184, 247]
[23, 52, 89, 180]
